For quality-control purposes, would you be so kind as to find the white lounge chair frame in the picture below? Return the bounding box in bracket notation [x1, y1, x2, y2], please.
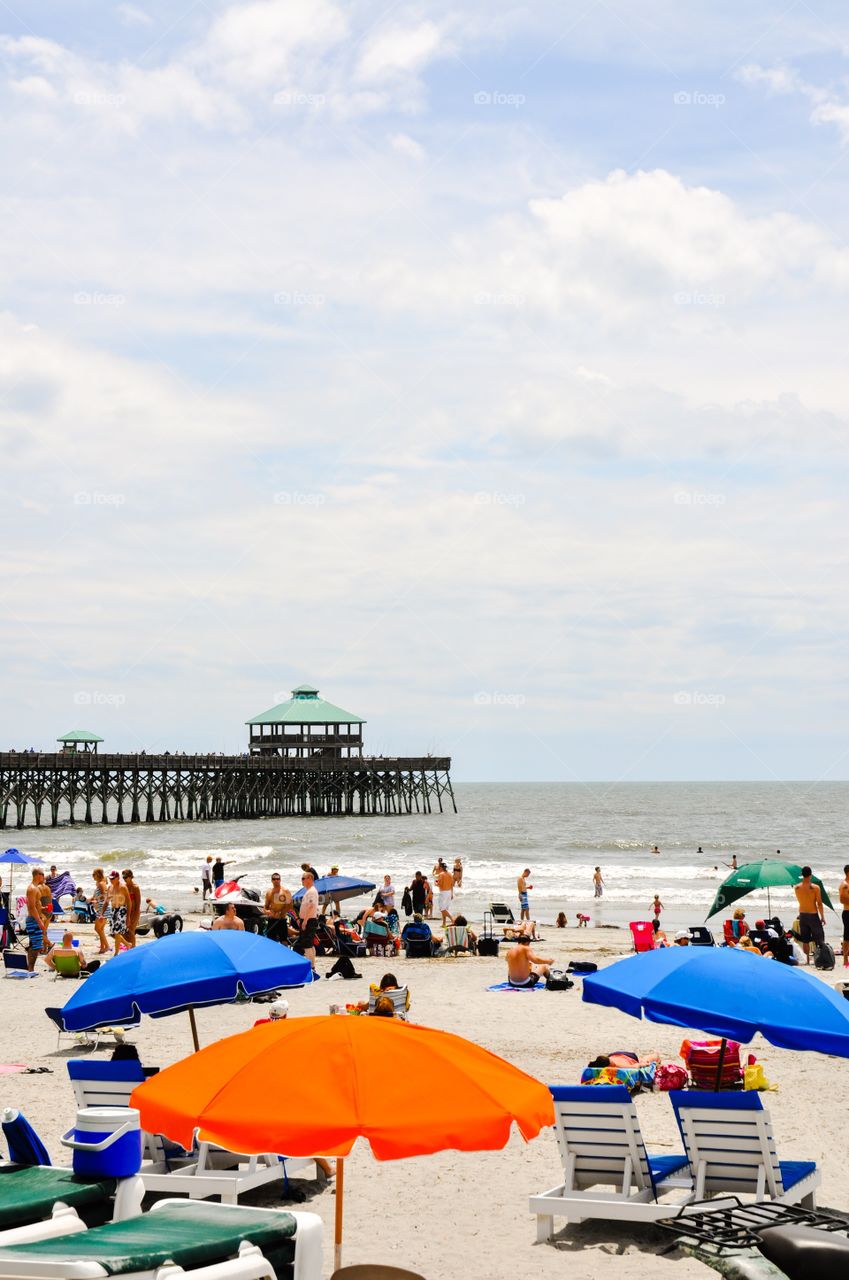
[0, 1200, 324, 1280]
[68, 1069, 316, 1202]
[670, 1092, 821, 1208]
[530, 1087, 695, 1239]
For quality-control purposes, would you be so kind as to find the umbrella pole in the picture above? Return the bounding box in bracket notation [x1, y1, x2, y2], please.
[334, 1157, 344, 1272]
[714, 1037, 727, 1092]
[188, 1007, 200, 1053]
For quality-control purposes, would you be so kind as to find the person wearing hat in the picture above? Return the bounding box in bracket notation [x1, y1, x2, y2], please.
[108, 871, 131, 954]
[253, 999, 289, 1026]
[673, 931, 690, 946]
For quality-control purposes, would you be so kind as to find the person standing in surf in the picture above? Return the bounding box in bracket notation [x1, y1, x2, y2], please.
[518, 868, 532, 922]
[593, 867, 604, 898]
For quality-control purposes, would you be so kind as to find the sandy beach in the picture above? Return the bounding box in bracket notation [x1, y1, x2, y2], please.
[2, 919, 847, 1279]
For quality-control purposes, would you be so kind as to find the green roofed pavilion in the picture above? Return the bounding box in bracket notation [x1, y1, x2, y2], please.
[247, 686, 365, 758]
[57, 730, 103, 754]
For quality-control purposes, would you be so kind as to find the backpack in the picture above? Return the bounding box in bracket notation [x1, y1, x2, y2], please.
[545, 969, 574, 991]
[815, 941, 835, 971]
[568, 961, 598, 974]
[327, 955, 361, 980]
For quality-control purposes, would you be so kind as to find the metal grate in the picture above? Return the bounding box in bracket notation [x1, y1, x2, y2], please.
[656, 1197, 849, 1256]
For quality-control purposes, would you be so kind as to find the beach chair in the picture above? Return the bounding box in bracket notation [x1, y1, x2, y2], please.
[0, 1165, 145, 1248]
[687, 926, 715, 947]
[488, 902, 515, 926]
[669, 1091, 821, 1208]
[529, 1085, 694, 1238]
[3, 950, 36, 979]
[629, 921, 655, 953]
[45, 1008, 140, 1053]
[444, 924, 470, 955]
[0, 1199, 324, 1280]
[67, 1061, 317, 1201]
[51, 953, 84, 980]
[680, 1039, 744, 1091]
[366, 986, 410, 1020]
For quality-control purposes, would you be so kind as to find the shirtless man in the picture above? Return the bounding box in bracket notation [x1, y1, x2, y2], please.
[436, 863, 454, 926]
[108, 871, 132, 954]
[506, 937, 552, 988]
[45, 931, 98, 973]
[299, 871, 319, 969]
[517, 869, 531, 922]
[212, 902, 245, 931]
[263, 873, 293, 943]
[794, 865, 825, 963]
[25, 869, 50, 971]
[123, 869, 141, 946]
[839, 864, 849, 968]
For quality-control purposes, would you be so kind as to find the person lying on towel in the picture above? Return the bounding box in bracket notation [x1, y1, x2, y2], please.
[505, 937, 552, 987]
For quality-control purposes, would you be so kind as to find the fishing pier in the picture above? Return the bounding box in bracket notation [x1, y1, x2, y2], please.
[0, 687, 455, 828]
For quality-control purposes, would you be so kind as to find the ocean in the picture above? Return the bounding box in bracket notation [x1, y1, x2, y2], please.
[9, 782, 848, 933]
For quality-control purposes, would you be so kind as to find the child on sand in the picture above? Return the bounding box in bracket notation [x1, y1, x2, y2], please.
[651, 894, 663, 920]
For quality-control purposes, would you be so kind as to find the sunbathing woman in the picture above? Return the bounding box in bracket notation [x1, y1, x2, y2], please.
[588, 1050, 661, 1069]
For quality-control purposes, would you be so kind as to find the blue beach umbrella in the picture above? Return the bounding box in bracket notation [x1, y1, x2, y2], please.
[293, 875, 376, 905]
[59, 931, 312, 1050]
[2, 1108, 51, 1166]
[582, 946, 849, 1080]
[0, 848, 42, 901]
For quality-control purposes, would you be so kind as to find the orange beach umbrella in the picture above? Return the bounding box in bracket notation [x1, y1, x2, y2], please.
[132, 1014, 553, 1269]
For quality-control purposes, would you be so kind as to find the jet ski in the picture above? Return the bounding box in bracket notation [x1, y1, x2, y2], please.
[212, 877, 264, 931]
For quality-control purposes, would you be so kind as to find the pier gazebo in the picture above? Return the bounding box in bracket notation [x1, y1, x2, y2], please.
[247, 685, 364, 758]
[57, 730, 102, 755]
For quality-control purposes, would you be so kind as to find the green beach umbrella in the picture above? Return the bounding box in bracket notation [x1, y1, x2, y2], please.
[706, 859, 834, 920]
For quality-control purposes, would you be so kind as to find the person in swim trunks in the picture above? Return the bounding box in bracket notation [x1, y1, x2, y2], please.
[839, 864, 849, 969]
[25, 869, 50, 971]
[794, 865, 825, 963]
[517, 868, 531, 921]
[506, 937, 552, 987]
[108, 871, 131, 954]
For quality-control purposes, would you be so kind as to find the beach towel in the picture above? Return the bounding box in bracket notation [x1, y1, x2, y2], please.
[580, 1062, 657, 1092]
[487, 980, 545, 992]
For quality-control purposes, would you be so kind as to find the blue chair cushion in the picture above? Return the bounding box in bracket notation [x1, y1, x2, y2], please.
[779, 1160, 818, 1191]
[549, 1084, 632, 1104]
[648, 1153, 690, 1183]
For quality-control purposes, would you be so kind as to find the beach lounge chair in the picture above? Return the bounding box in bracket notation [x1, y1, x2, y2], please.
[0, 1165, 145, 1247]
[67, 1061, 317, 1202]
[45, 1008, 140, 1053]
[0, 1198, 323, 1280]
[687, 926, 715, 947]
[488, 902, 515, 926]
[529, 1085, 694, 1238]
[629, 921, 655, 953]
[669, 1091, 821, 1208]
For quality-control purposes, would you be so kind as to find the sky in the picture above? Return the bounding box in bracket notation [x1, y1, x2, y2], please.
[2, 0, 849, 781]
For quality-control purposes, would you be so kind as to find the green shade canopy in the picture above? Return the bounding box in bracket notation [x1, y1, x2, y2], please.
[57, 730, 103, 743]
[246, 686, 365, 726]
[706, 860, 834, 919]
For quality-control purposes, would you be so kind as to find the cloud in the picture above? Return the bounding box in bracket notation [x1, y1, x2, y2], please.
[390, 131, 426, 161]
[357, 21, 443, 81]
[738, 60, 849, 144]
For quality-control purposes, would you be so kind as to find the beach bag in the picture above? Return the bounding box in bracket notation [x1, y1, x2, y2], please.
[655, 1063, 688, 1092]
[545, 969, 574, 991]
[815, 941, 835, 971]
[327, 956, 361, 980]
[568, 961, 598, 974]
[744, 1062, 776, 1092]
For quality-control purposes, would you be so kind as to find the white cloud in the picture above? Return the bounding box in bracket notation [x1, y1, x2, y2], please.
[390, 131, 425, 161]
[357, 21, 443, 81]
[117, 4, 153, 26]
[738, 60, 849, 144]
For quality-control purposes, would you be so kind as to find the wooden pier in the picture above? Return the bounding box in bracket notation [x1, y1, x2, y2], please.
[0, 753, 455, 828]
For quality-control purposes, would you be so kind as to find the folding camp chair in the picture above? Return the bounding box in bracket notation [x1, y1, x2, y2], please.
[687, 926, 716, 947]
[488, 902, 515, 926]
[3, 951, 36, 980]
[444, 924, 470, 956]
[629, 921, 655, 953]
[366, 986, 410, 1020]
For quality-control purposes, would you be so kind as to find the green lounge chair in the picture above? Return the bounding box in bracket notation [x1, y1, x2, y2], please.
[0, 1199, 323, 1280]
[0, 1166, 142, 1246]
